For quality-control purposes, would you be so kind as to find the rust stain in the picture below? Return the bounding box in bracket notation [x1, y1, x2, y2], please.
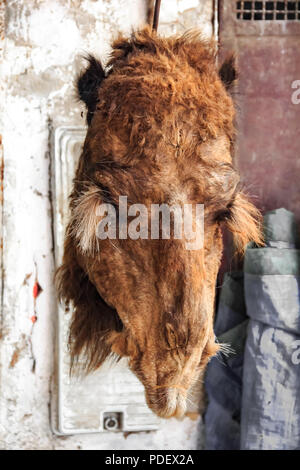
[29, 266, 39, 373]
[33, 281, 42, 298]
[9, 335, 27, 368]
[22, 272, 32, 286]
[22, 413, 32, 421]
[0, 2, 5, 43]
[9, 348, 21, 368]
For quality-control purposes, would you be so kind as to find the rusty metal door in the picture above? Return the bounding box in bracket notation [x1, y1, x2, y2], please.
[219, 1, 300, 222]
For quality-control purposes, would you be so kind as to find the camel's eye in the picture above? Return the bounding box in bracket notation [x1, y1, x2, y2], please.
[214, 204, 233, 223]
[165, 323, 178, 349]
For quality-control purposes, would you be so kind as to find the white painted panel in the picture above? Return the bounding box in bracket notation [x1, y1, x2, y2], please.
[52, 127, 160, 435]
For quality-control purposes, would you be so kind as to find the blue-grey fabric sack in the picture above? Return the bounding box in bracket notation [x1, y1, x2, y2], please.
[240, 209, 300, 450]
[204, 272, 248, 450]
[205, 208, 300, 450]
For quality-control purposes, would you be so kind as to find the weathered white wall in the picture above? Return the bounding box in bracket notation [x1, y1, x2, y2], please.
[0, 0, 214, 450]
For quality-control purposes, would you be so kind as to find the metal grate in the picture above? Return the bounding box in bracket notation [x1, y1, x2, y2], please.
[236, 1, 300, 20]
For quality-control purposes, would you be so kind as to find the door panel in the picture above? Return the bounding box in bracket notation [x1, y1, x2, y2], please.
[219, 0, 300, 222]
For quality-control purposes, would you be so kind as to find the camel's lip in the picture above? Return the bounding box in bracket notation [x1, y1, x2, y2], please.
[144, 384, 188, 419]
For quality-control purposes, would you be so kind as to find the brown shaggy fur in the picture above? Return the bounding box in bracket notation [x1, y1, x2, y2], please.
[56, 27, 263, 419]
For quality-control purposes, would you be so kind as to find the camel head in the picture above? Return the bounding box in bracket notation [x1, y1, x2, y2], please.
[56, 27, 262, 419]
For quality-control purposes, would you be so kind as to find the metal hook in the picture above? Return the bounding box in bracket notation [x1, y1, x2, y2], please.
[152, 0, 162, 32]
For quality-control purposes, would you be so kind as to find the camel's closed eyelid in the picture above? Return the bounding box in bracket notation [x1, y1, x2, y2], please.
[213, 199, 236, 221]
[164, 345, 187, 352]
[214, 208, 233, 223]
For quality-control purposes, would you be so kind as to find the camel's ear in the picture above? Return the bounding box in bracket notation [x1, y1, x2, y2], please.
[77, 55, 105, 125]
[219, 54, 238, 91]
[226, 192, 264, 254]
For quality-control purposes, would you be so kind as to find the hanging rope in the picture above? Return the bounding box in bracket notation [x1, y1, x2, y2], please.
[152, 0, 161, 31]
